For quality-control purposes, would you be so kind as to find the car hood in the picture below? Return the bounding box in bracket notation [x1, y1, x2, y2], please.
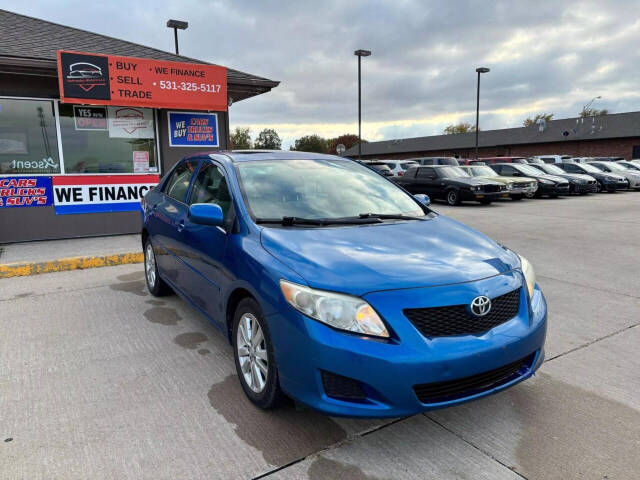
[477, 175, 535, 184]
[553, 173, 593, 181]
[260, 215, 519, 296]
[446, 177, 503, 186]
[537, 174, 567, 183]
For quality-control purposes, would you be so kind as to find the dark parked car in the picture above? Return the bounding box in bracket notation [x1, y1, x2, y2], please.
[409, 157, 460, 166]
[528, 163, 597, 194]
[587, 161, 640, 189]
[363, 161, 394, 177]
[558, 162, 627, 192]
[490, 163, 570, 198]
[394, 165, 506, 205]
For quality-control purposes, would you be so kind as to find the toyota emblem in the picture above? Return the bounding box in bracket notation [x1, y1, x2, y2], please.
[470, 295, 491, 317]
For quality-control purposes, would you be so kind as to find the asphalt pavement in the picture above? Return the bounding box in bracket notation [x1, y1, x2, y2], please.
[1, 192, 639, 479]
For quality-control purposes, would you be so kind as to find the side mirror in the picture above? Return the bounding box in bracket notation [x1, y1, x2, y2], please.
[188, 203, 224, 226]
[414, 194, 431, 207]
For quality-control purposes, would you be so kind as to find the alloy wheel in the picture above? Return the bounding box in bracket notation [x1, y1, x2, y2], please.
[236, 313, 268, 393]
[447, 191, 458, 205]
[145, 243, 156, 288]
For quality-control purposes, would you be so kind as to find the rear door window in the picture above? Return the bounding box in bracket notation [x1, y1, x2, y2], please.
[417, 167, 436, 178]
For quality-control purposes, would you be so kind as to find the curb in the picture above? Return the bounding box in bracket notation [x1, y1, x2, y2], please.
[0, 252, 144, 279]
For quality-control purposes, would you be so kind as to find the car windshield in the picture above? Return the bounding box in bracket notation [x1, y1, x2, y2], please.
[467, 166, 497, 177]
[516, 165, 544, 176]
[579, 163, 602, 173]
[438, 166, 470, 178]
[600, 162, 625, 171]
[541, 164, 565, 175]
[236, 159, 425, 220]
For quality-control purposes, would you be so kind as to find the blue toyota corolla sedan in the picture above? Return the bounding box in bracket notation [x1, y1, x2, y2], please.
[141, 151, 547, 418]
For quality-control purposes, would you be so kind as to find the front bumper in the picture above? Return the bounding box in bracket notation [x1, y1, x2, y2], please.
[461, 189, 506, 201]
[269, 273, 547, 418]
[538, 182, 570, 195]
[508, 185, 537, 196]
[571, 181, 598, 193]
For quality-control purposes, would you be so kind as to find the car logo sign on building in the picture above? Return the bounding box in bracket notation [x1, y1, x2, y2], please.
[470, 295, 492, 317]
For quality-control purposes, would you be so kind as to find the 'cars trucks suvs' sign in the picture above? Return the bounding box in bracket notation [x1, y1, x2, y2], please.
[57, 50, 227, 111]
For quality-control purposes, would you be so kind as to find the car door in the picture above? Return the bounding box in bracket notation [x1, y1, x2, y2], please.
[177, 160, 235, 322]
[415, 167, 440, 197]
[148, 159, 199, 285]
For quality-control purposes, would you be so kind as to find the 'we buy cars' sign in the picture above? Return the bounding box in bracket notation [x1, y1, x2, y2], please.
[57, 50, 227, 111]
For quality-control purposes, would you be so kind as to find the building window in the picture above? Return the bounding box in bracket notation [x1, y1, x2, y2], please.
[58, 103, 158, 174]
[0, 98, 61, 174]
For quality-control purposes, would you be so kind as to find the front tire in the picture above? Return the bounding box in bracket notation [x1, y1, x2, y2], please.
[233, 298, 285, 409]
[446, 189, 461, 206]
[144, 239, 171, 296]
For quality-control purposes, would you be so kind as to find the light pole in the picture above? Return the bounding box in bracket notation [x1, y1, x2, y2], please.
[475, 67, 490, 159]
[582, 95, 602, 116]
[354, 49, 371, 160]
[167, 19, 188, 55]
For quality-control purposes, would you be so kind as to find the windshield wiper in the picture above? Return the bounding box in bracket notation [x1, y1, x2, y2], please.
[358, 213, 427, 221]
[255, 216, 383, 226]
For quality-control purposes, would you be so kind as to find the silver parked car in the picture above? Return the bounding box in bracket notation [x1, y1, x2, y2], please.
[588, 161, 640, 189]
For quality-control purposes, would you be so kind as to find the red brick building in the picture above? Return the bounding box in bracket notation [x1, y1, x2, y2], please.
[345, 112, 640, 160]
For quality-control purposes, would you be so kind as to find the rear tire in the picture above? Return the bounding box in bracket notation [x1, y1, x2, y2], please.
[446, 189, 461, 206]
[144, 239, 171, 297]
[232, 298, 285, 409]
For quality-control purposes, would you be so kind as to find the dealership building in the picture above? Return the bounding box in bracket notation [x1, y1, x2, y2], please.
[345, 112, 640, 161]
[0, 9, 278, 243]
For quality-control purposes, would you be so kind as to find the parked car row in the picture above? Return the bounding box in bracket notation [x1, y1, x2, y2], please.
[386, 161, 640, 205]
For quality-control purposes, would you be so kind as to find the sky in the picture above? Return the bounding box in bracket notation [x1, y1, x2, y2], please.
[4, 1, 640, 148]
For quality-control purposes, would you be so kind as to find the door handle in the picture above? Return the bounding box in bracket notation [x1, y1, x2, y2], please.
[176, 219, 185, 232]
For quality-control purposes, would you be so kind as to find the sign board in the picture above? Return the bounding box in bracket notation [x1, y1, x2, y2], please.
[73, 106, 107, 130]
[133, 151, 150, 173]
[52, 174, 159, 214]
[0, 177, 53, 208]
[107, 107, 154, 138]
[168, 111, 219, 147]
[57, 50, 228, 111]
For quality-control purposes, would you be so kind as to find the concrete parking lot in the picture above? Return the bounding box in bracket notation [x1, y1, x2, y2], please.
[2, 192, 639, 479]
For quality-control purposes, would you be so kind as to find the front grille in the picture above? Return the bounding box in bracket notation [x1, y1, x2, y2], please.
[413, 352, 536, 404]
[403, 288, 521, 337]
[483, 184, 502, 193]
[321, 370, 367, 401]
[515, 182, 530, 188]
[558, 183, 570, 189]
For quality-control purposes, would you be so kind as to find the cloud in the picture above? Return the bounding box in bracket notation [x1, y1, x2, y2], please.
[6, 0, 640, 148]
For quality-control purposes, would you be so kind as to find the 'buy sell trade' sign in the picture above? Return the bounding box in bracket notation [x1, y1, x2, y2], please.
[57, 50, 227, 111]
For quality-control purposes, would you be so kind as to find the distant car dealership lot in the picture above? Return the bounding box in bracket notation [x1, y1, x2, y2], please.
[2, 192, 639, 479]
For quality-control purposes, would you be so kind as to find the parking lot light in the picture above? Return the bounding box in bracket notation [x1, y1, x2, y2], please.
[475, 67, 490, 159]
[355, 49, 372, 160]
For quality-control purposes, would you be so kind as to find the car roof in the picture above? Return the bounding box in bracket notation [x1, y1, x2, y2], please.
[184, 150, 353, 164]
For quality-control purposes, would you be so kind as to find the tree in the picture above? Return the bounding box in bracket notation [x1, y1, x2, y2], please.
[580, 108, 609, 117]
[254, 128, 282, 150]
[290, 134, 328, 153]
[327, 134, 364, 155]
[230, 127, 252, 149]
[443, 122, 476, 134]
[523, 113, 554, 127]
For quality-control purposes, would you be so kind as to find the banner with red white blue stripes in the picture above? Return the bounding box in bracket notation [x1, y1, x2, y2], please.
[53, 174, 159, 215]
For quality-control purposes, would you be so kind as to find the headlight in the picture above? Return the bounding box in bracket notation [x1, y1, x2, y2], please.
[280, 280, 389, 338]
[471, 185, 481, 191]
[519, 255, 536, 298]
[538, 178, 551, 184]
[507, 183, 514, 190]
